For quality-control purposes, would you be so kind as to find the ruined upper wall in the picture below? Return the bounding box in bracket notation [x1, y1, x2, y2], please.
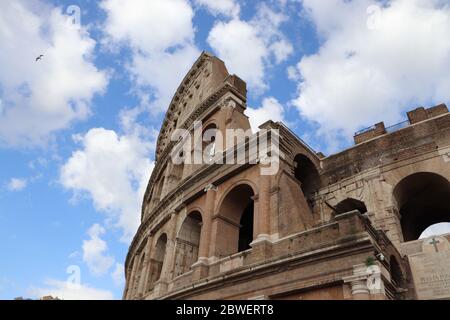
[323, 104, 450, 185]
[154, 52, 247, 162]
[353, 104, 449, 145]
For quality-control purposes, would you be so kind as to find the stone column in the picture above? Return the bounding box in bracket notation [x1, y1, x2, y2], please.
[192, 184, 216, 280]
[200, 184, 217, 259]
[348, 279, 371, 300]
[128, 254, 140, 299]
[137, 238, 153, 297]
[124, 256, 138, 299]
[343, 264, 384, 300]
[248, 173, 273, 263]
[257, 173, 271, 241]
[154, 214, 177, 298]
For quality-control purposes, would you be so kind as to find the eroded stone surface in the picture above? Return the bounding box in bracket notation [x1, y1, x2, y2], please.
[123, 52, 450, 301]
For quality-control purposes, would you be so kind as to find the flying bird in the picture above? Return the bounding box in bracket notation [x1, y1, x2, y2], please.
[35, 54, 44, 62]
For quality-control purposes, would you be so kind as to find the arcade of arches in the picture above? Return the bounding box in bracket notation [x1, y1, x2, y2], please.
[124, 52, 450, 300]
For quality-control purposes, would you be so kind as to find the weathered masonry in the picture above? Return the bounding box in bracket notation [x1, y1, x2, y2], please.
[123, 52, 450, 300]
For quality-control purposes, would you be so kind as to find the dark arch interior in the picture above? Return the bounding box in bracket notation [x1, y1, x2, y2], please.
[294, 154, 320, 200]
[217, 184, 255, 257]
[390, 256, 404, 288]
[294, 154, 321, 212]
[394, 172, 450, 242]
[335, 198, 368, 215]
[238, 201, 254, 252]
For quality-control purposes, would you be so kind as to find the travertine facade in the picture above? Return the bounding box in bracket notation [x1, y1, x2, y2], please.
[123, 52, 450, 300]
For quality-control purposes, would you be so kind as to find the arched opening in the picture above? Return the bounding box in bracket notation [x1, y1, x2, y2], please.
[389, 256, 404, 288]
[215, 184, 255, 258]
[393, 172, 450, 242]
[133, 252, 145, 295]
[173, 212, 202, 277]
[335, 198, 368, 215]
[420, 222, 450, 239]
[294, 154, 320, 208]
[149, 234, 167, 287]
[202, 123, 218, 163]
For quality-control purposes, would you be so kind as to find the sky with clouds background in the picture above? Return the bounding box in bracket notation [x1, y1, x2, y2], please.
[1, 0, 450, 299]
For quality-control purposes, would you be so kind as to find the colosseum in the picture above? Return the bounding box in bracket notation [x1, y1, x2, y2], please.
[123, 52, 450, 300]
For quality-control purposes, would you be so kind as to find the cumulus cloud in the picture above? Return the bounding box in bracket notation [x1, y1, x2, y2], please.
[60, 126, 155, 242]
[207, 4, 293, 92]
[82, 224, 115, 276]
[0, 1, 108, 146]
[246, 97, 287, 131]
[7, 178, 28, 192]
[195, 0, 240, 18]
[28, 279, 114, 300]
[291, 0, 450, 146]
[100, 0, 200, 113]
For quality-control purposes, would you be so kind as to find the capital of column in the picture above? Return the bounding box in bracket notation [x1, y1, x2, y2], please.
[204, 184, 218, 192]
[349, 279, 370, 297]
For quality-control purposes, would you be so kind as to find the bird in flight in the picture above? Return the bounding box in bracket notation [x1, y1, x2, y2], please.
[36, 54, 44, 62]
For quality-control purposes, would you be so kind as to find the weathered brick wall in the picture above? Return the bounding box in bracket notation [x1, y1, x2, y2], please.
[323, 111, 450, 185]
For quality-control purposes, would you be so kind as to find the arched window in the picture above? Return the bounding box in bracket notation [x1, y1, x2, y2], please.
[393, 172, 450, 242]
[173, 212, 202, 277]
[202, 124, 217, 163]
[294, 154, 320, 208]
[214, 184, 255, 257]
[149, 234, 167, 287]
[133, 252, 145, 295]
[420, 222, 450, 239]
[335, 198, 368, 215]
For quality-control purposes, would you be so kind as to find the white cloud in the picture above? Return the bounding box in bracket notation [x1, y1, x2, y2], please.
[195, 0, 240, 18]
[246, 97, 287, 131]
[82, 224, 115, 276]
[60, 127, 155, 242]
[292, 0, 450, 145]
[207, 4, 293, 92]
[0, 1, 108, 146]
[100, 0, 200, 113]
[28, 279, 114, 300]
[7, 178, 28, 192]
[111, 263, 125, 286]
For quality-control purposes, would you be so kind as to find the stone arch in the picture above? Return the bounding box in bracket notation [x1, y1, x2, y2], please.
[152, 165, 167, 202]
[393, 172, 450, 241]
[133, 252, 146, 295]
[213, 183, 256, 258]
[335, 198, 368, 215]
[389, 255, 404, 288]
[148, 233, 168, 287]
[294, 153, 321, 207]
[173, 211, 203, 277]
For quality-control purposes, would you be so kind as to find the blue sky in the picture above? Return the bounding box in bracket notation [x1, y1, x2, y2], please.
[1, 0, 450, 299]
